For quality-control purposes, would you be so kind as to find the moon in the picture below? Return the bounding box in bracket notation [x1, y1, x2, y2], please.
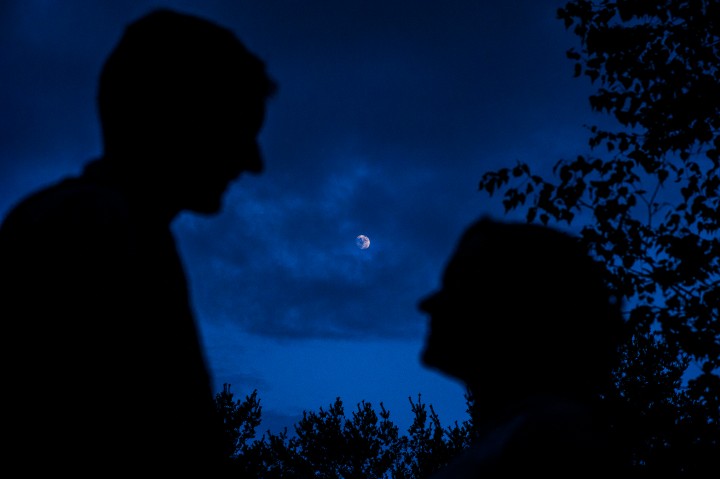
[356, 234, 370, 249]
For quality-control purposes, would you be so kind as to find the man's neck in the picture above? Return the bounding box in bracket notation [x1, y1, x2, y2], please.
[85, 156, 181, 223]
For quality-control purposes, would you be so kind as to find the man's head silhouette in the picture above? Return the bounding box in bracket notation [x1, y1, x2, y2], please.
[97, 8, 277, 215]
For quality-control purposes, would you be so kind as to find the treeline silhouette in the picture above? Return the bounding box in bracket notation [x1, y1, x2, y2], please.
[215, 384, 471, 478]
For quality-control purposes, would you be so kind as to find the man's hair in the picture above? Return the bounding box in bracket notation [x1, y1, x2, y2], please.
[97, 8, 277, 151]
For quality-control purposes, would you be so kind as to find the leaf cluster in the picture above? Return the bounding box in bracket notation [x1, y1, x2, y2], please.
[479, 1, 719, 475]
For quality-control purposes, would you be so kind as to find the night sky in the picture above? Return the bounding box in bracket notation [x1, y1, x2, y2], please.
[0, 0, 602, 435]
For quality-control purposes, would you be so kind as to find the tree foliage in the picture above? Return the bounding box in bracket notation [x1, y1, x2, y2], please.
[215, 385, 473, 479]
[215, 383, 263, 460]
[478, 0, 719, 475]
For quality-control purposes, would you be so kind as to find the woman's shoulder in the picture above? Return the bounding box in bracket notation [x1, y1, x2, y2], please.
[430, 394, 622, 478]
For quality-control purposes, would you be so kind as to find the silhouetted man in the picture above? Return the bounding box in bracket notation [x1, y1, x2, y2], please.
[0, 9, 276, 475]
[419, 217, 628, 477]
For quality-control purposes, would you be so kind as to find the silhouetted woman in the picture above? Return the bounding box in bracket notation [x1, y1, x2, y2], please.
[419, 217, 628, 477]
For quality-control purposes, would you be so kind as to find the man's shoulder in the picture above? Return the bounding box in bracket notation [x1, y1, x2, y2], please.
[0, 174, 137, 264]
[2, 175, 130, 234]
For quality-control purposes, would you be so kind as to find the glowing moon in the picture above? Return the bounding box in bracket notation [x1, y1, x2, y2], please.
[356, 234, 370, 249]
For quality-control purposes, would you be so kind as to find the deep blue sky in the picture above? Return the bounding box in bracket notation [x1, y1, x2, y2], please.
[0, 0, 601, 434]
